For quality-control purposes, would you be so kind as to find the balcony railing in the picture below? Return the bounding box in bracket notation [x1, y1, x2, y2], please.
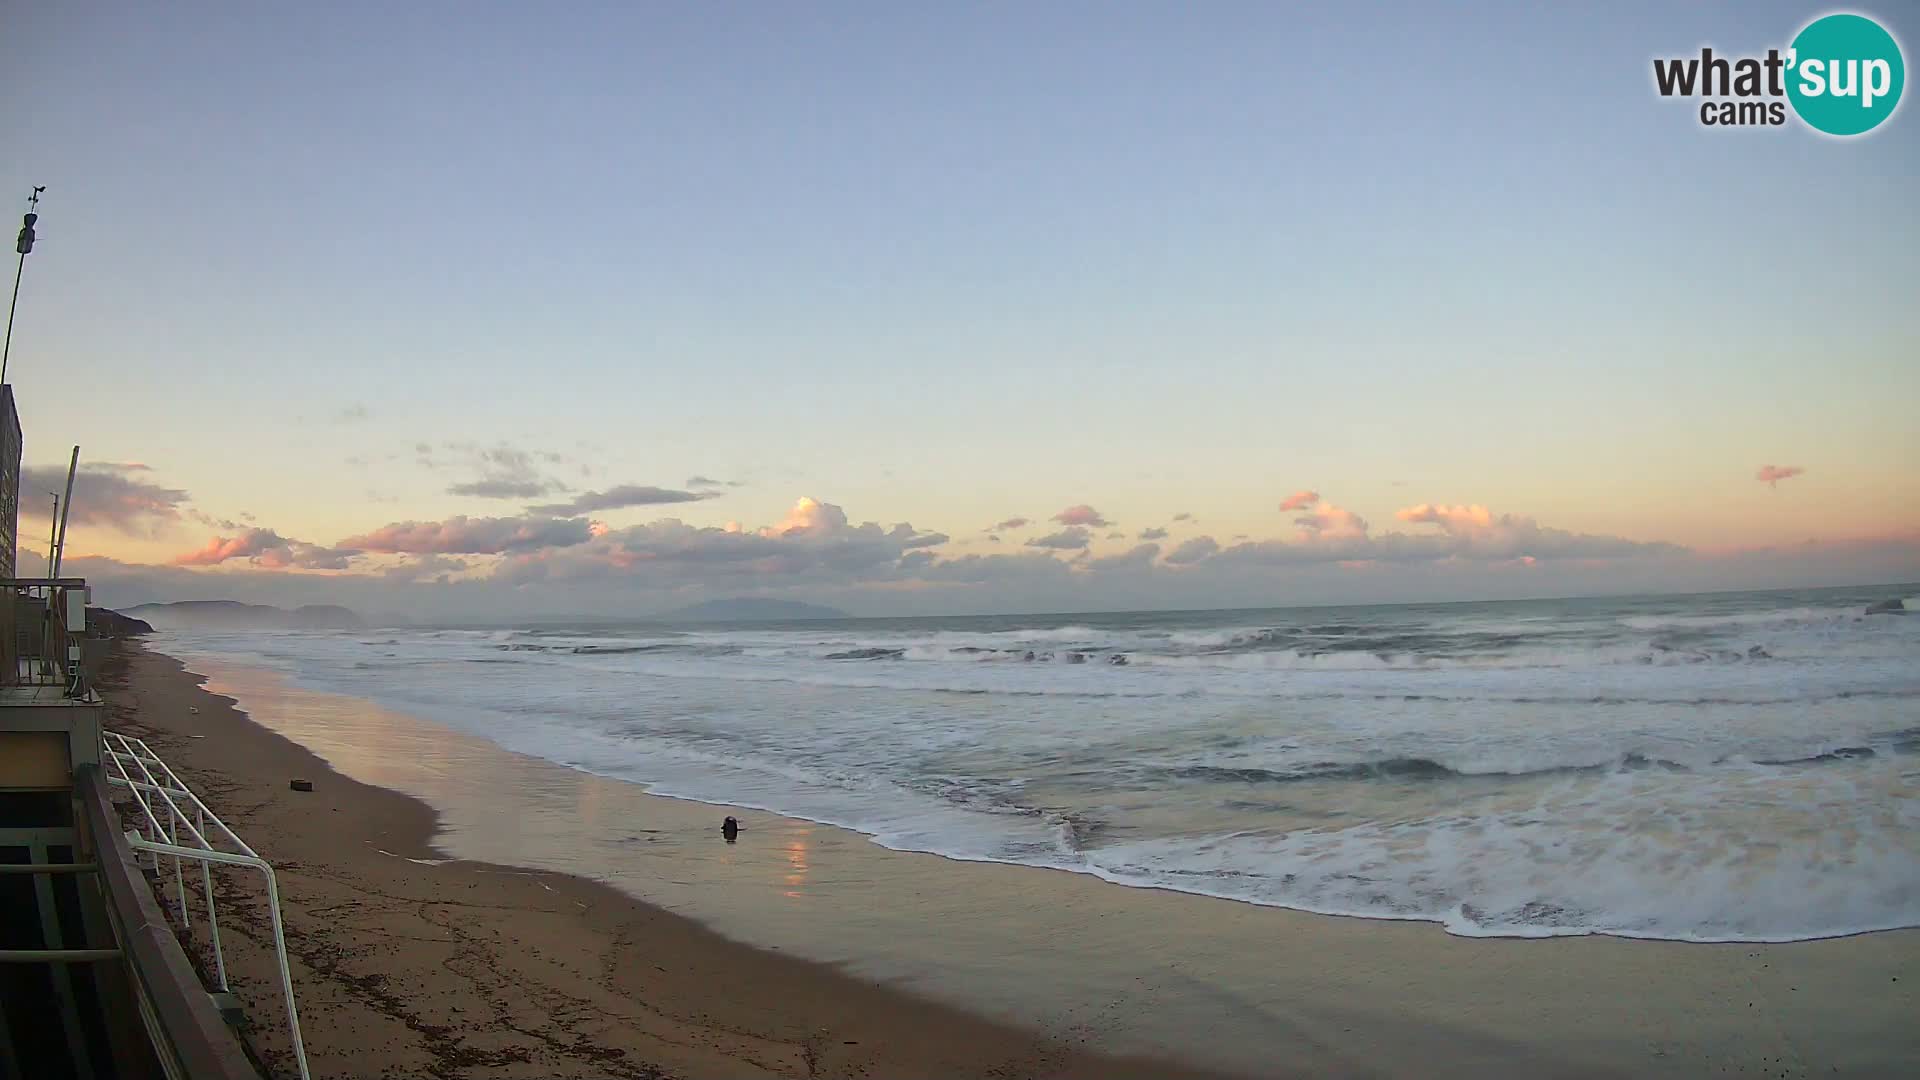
[2, 577, 93, 695]
[103, 729, 311, 1080]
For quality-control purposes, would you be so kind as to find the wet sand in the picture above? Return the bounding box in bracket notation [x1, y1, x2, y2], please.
[107, 641, 1919, 1078]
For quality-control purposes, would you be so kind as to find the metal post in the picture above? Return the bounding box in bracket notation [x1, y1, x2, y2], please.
[1, 249, 24, 386]
[52, 446, 78, 579]
[2, 186, 45, 386]
[198, 803, 228, 990]
[256, 862, 309, 1080]
[168, 801, 188, 927]
[122, 837, 311, 1080]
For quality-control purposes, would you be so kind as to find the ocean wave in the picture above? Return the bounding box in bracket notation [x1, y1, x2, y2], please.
[572, 642, 742, 656]
[1126, 643, 1785, 670]
[993, 625, 1103, 642]
[607, 743, 1920, 943]
[512, 627, 690, 640]
[1619, 605, 1871, 631]
[826, 647, 906, 660]
[1076, 797, 1920, 943]
[496, 641, 743, 658]
[1153, 742, 1911, 786]
[448, 595, 1917, 677]
[452, 632, 1917, 706]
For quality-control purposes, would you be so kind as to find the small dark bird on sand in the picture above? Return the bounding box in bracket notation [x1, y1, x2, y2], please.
[721, 816, 742, 843]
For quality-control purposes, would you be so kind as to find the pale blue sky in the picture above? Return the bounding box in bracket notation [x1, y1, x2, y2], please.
[2, 2, 1915, 613]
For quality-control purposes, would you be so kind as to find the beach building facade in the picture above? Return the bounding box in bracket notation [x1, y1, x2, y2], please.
[0, 381, 268, 1078]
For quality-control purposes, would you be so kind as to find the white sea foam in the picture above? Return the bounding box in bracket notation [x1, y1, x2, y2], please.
[1083, 765, 1920, 941]
[1617, 605, 1866, 630]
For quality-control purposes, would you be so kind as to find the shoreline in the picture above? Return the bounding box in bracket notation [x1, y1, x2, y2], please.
[109, 639, 1920, 1078]
[623, 775, 1918, 948]
[100, 640, 1231, 1079]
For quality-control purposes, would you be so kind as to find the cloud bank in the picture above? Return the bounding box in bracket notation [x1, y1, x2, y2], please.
[66, 443, 1886, 622]
[495, 498, 949, 585]
[1027, 526, 1092, 550]
[340, 515, 594, 554]
[173, 528, 358, 570]
[530, 485, 717, 515]
[21, 462, 190, 535]
[449, 478, 558, 499]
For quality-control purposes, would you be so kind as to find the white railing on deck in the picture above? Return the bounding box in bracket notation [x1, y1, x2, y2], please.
[101, 730, 311, 1080]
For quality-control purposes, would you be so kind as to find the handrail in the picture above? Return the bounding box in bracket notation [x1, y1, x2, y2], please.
[0, 948, 123, 963]
[77, 767, 259, 1080]
[101, 730, 310, 1080]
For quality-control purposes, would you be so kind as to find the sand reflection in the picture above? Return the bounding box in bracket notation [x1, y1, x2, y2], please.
[784, 831, 812, 899]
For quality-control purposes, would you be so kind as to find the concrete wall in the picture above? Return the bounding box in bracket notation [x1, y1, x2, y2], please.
[0, 730, 69, 788]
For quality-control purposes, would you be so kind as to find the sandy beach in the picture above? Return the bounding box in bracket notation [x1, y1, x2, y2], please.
[101, 640, 1918, 1079]
[99, 642, 1226, 1080]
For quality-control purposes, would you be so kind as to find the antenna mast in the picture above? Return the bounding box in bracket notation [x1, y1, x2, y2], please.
[2, 186, 46, 387]
[51, 446, 77, 579]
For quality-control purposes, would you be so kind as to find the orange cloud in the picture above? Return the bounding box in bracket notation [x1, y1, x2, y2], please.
[172, 528, 357, 570]
[1756, 464, 1805, 488]
[1293, 502, 1369, 542]
[1278, 490, 1319, 512]
[1053, 505, 1111, 528]
[1396, 503, 1495, 530]
[760, 496, 849, 537]
[173, 531, 281, 566]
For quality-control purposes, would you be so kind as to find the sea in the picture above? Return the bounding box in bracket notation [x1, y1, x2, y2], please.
[155, 584, 1920, 944]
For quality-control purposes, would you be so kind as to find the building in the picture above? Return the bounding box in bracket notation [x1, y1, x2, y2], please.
[1, 384, 19, 579]
[1, 378, 277, 1078]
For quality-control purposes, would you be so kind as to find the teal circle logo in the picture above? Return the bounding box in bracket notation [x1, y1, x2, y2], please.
[1786, 13, 1905, 136]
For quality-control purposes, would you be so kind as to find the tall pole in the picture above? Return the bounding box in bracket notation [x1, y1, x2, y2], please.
[1, 251, 24, 385]
[51, 446, 77, 579]
[46, 493, 58, 575]
[2, 186, 46, 387]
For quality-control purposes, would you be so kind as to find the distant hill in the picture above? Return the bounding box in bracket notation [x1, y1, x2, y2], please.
[662, 597, 848, 622]
[124, 600, 365, 630]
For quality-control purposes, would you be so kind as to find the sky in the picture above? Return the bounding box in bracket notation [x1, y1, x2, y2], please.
[2, 1, 1916, 618]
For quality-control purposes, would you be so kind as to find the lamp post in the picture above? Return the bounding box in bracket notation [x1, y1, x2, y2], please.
[46, 492, 60, 574]
[2, 186, 47, 387]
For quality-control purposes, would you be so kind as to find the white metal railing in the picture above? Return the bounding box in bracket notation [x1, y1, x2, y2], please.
[101, 730, 311, 1080]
